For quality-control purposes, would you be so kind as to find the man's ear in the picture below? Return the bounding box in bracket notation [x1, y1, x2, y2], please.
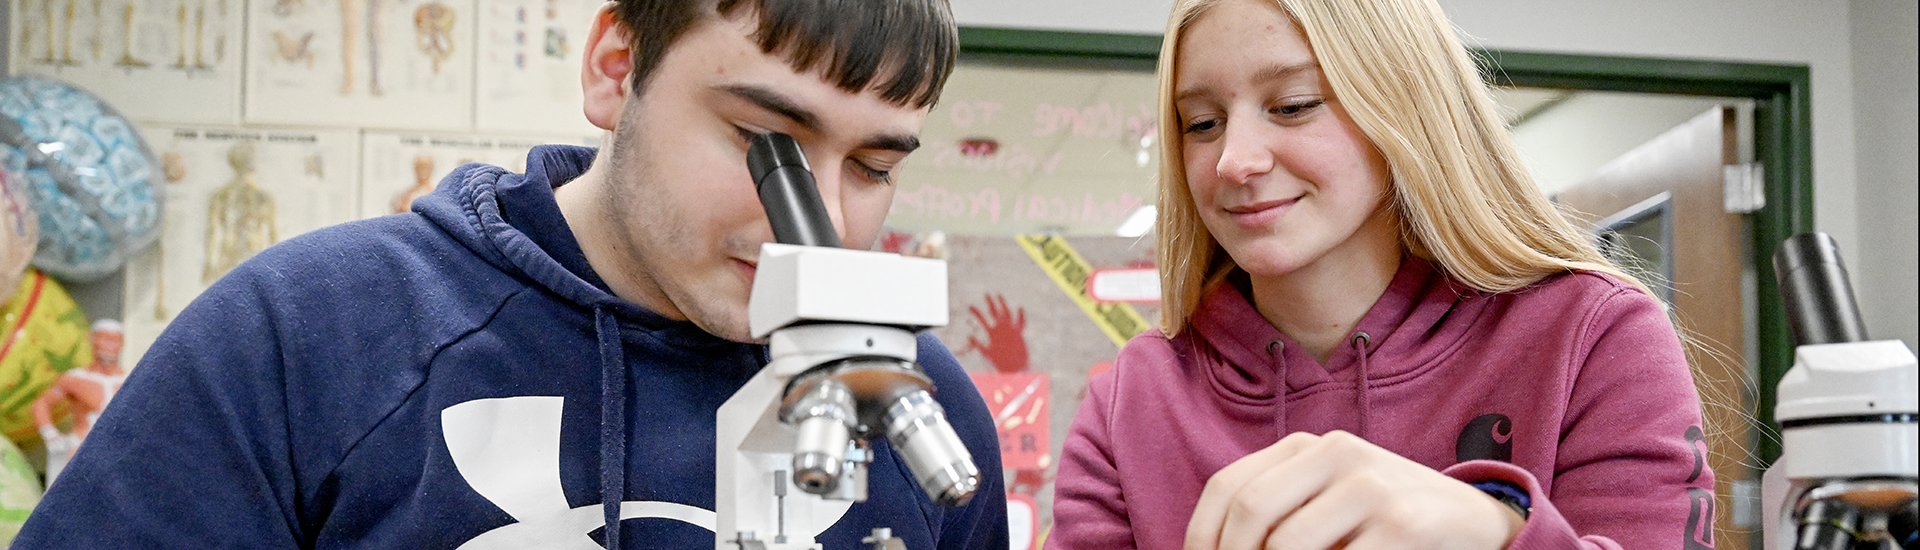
[581, 5, 633, 130]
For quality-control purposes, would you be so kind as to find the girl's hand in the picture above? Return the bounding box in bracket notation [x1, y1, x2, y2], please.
[1184, 430, 1525, 550]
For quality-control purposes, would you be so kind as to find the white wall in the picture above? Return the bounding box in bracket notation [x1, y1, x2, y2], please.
[953, 0, 1919, 348]
[1849, 0, 1918, 350]
[950, 0, 1174, 35]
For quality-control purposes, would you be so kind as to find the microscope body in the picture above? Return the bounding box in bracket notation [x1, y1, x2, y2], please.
[714, 243, 967, 550]
[1761, 340, 1918, 550]
[1761, 233, 1919, 550]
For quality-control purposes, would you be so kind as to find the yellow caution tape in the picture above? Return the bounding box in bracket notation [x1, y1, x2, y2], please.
[1013, 234, 1151, 347]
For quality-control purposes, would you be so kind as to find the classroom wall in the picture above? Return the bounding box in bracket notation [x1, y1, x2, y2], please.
[951, 0, 1918, 350]
[1848, 0, 1918, 350]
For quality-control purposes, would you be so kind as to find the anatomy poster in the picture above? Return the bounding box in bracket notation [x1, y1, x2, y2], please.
[473, 0, 600, 135]
[244, 0, 476, 130]
[358, 131, 593, 219]
[9, 0, 245, 124]
[119, 125, 358, 364]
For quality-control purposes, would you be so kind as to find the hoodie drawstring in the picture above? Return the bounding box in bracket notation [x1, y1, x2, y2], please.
[1268, 339, 1289, 440]
[1350, 332, 1372, 441]
[595, 306, 626, 549]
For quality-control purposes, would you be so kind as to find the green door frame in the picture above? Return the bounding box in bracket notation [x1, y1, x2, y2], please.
[959, 27, 1812, 463]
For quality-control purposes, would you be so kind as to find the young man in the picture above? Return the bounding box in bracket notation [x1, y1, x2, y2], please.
[13, 1, 1006, 548]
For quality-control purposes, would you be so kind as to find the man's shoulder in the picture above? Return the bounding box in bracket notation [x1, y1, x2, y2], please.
[259, 213, 457, 265]
[174, 212, 526, 349]
[220, 214, 494, 293]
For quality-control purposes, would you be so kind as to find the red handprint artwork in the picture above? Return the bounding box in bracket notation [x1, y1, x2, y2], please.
[964, 293, 1029, 373]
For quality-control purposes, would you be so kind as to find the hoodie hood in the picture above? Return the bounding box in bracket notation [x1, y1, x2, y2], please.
[413, 145, 731, 347]
[1190, 256, 1484, 437]
[411, 144, 742, 548]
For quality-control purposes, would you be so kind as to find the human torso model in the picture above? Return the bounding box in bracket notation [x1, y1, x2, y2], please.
[30, 320, 127, 484]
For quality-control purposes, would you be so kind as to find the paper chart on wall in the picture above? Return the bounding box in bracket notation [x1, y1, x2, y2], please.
[244, 0, 476, 130]
[887, 62, 1160, 237]
[359, 131, 594, 219]
[9, 0, 245, 125]
[119, 124, 359, 366]
[473, 0, 600, 135]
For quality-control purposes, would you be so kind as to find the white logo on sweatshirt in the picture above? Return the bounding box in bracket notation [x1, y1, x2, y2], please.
[442, 396, 715, 549]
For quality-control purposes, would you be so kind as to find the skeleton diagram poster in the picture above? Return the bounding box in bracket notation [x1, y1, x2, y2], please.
[473, 0, 600, 136]
[244, 0, 476, 130]
[359, 131, 593, 219]
[9, 0, 245, 125]
[119, 125, 358, 365]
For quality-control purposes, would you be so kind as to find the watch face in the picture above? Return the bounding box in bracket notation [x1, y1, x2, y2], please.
[969, 371, 1050, 470]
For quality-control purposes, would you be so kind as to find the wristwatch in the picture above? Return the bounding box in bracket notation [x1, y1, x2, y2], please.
[1471, 480, 1532, 521]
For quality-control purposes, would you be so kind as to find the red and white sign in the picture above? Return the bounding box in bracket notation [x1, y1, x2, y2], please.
[1086, 267, 1160, 303]
[969, 371, 1050, 470]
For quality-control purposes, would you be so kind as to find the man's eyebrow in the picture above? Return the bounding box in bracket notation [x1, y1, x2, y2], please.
[720, 84, 819, 130]
[721, 84, 920, 154]
[861, 134, 920, 154]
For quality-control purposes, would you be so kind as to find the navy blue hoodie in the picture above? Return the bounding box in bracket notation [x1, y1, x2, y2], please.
[15, 145, 1008, 549]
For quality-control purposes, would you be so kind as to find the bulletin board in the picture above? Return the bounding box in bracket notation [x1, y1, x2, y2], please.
[905, 232, 1156, 548]
[892, 29, 1167, 549]
[886, 56, 1160, 237]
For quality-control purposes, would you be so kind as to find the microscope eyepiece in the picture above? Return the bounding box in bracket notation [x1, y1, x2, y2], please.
[748, 132, 841, 248]
[1774, 232, 1870, 346]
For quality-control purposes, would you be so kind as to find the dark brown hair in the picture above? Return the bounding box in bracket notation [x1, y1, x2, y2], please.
[611, 0, 958, 108]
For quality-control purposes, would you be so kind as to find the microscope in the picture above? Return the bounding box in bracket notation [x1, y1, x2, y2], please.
[1761, 233, 1917, 550]
[714, 133, 981, 550]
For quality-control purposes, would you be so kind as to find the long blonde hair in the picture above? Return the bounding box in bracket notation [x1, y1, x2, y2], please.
[1154, 0, 1645, 337]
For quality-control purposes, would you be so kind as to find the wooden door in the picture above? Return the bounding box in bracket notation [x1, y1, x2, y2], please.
[1555, 106, 1755, 550]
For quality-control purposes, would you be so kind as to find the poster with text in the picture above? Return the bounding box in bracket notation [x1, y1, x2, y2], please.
[244, 0, 476, 130]
[472, 0, 600, 136]
[9, 0, 245, 125]
[358, 131, 594, 219]
[120, 124, 359, 366]
[888, 61, 1160, 237]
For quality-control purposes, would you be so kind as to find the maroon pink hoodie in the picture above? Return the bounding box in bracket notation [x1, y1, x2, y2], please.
[1048, 257, 1714, 549]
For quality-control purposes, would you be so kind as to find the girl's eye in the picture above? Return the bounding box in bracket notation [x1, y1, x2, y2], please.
[1181, 118, 1219, 134]
[1273, 99, 1324, 118]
